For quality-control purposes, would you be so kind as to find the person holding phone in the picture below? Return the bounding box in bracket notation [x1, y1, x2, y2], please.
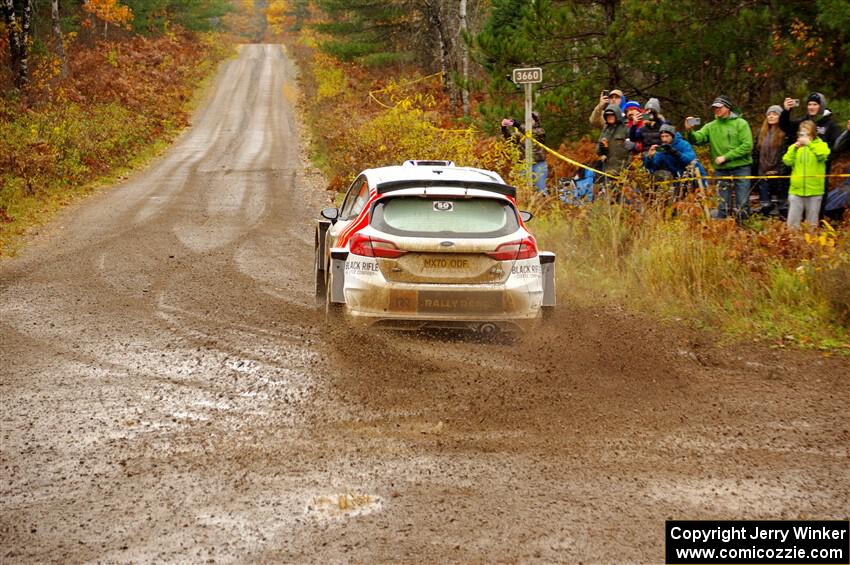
[779, 92, 841, 148]
[589, 88, 624, 129]
[779, 92, 843, 218]
[632, 98, 667, 153]
[684, 96, 754, 219]
[783, 120, 831, 230]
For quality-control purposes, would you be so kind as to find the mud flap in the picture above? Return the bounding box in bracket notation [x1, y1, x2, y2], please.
[316, 219, 331, 272]
[539, 251, 556, 307]
[329, 248, 348, 304]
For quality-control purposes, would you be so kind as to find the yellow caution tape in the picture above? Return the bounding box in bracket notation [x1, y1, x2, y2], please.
[368, 91, 394, 109]
[368, 72, 443, 109]
[523, 130, 850, 184]
[523, 131, 621, 180]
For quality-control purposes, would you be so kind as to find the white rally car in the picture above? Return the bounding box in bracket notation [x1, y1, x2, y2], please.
[314, 161, 555, 334]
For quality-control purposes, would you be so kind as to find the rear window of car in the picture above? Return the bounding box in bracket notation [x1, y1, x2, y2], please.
[370, 196, 518, 238]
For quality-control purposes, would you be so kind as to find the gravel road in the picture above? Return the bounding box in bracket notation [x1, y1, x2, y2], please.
[1, 44, 848, 564]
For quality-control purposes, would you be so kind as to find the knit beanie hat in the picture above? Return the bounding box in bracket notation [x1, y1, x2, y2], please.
[807, 92, 826, 108]
[645, 98, 661, 113]
[659, 124, 676, 136]
[711, 96, 733, 109]
[623, 101, 641, 112]
[766, 105, 783, 116]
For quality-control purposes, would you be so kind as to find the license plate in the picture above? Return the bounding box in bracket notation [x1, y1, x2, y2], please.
[421, 256, 472, 270]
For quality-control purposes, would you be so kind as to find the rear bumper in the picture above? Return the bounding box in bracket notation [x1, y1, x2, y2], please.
[343, 275, 543, 328]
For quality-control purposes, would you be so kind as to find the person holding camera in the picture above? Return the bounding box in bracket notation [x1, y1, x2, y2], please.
[589, 89, 624, 129]
[779, 93, 842, 148]
[783, 120, 831, 230]
[632, 98, 666, 154]
[501, 112, 548, 194]
[780, 93, 842, 220]
[644, 124, 705, 178]
[684, 96, 753, 218]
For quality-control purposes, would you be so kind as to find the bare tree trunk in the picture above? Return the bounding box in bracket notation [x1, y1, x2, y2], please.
[459, 0, 469, 117]
[2, 0, 32, 90]
[51, 0, 68, 78]
[424, 0, 456, 110]
[2, 0, 22, 80]
[603, 0, 620, 88]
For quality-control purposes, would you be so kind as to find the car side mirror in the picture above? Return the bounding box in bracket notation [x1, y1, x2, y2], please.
[520, 210, 533, 223]
[321, 207, 339, 222]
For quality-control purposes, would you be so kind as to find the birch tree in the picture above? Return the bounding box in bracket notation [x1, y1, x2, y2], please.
[459, 0, 469, 116]
[51, 0, 68, 78]
[2, 0, 33, 90]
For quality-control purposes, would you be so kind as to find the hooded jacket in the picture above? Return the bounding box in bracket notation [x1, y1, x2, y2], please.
[596, 104, 634, 173]
[643, 133, 706, 177]
[782, 137, 830, 197]
[685, 110, 753, 170]
[779, 93, 843, 150]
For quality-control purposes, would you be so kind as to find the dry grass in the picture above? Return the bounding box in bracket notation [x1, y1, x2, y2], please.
[532, 189, 850, 351]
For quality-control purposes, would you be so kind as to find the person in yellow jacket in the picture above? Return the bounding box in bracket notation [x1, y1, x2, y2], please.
[782, 120, 831, 230]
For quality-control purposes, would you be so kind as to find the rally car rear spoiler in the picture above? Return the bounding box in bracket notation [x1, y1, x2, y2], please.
[376, 180, 517, 198]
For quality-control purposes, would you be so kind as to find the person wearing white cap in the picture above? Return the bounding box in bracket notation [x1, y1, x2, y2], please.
[684, 96, 754, 219]
[589, 88, 625, 129]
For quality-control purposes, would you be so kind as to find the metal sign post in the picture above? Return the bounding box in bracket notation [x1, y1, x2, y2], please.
[511, 67, 543, 188]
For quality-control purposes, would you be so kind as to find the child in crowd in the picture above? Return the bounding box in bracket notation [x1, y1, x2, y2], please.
[782, 120, 831, 230]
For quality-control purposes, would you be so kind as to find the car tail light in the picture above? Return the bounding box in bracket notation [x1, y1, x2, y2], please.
[487, 237, 538, 261]
[349, 233, 406, 258]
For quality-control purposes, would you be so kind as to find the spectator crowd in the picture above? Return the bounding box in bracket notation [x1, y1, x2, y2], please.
[504, 90, 850, 230]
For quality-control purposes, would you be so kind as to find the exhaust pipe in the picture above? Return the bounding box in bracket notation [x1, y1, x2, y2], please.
[478, 323, 498, 336]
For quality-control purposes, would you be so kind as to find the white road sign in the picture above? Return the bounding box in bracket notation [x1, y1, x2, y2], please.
[512, 67, 543, 84]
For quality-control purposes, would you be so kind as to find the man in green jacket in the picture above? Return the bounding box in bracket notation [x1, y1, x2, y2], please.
[684, 96, 753, 218]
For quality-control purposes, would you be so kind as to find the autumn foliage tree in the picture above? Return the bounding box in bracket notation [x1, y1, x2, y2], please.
[82, 0, 133, 39]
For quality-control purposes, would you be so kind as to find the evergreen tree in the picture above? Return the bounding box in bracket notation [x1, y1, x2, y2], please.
[314, 0, 416, 66]
[475, 0, 850, 142]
